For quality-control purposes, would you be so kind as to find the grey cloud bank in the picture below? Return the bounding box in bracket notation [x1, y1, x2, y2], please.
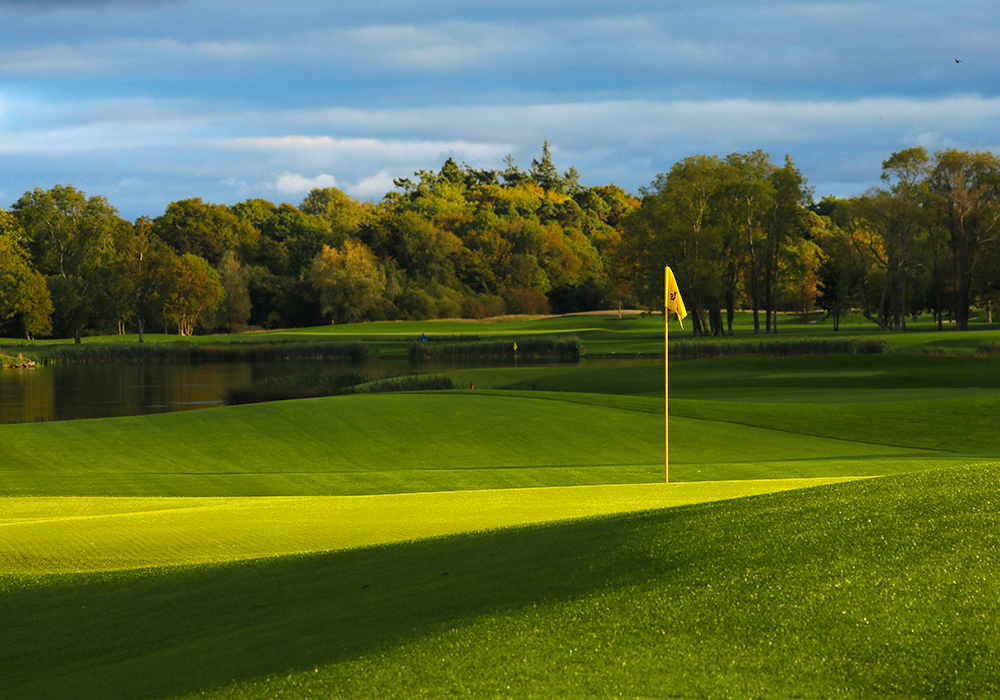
[1, 0, 997, 218]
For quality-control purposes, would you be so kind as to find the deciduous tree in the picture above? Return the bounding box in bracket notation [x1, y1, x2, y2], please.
[12, 185, 124, 342]
[163, 253, 224, 336]
[307, 241, 387, 324]
[0, 210, 52, 338]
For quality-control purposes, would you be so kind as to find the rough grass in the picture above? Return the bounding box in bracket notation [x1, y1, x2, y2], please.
[2, 464, 997, 700]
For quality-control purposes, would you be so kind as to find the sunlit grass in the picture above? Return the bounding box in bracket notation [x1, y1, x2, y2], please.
[0, 479, 858, 574]
[3, 465, 998, 700]
[6, 316, 1000, 698]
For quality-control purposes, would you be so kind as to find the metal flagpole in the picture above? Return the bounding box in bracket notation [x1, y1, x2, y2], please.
[663, 265, 686, 484]
[665, 268, 670, 483]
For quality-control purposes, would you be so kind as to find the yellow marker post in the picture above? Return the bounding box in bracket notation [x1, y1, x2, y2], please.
[664, 267, 687, 483]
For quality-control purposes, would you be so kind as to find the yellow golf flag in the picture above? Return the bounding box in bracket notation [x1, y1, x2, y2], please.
[665, 267, 687, 328]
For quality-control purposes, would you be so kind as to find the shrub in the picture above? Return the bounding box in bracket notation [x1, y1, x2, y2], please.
[505, 288, 551, 315]
[225, 371, 455, 405]
[669, 337, 889, 360]
[409, 336, 581, 363]
[481, 295, 507, 318]
[358, 375, 455, 393]
[224, 371, 367, 405]
[461, 297, 487, 320]
[977, 341, 1000, 356]
[50, 341, 371, 365]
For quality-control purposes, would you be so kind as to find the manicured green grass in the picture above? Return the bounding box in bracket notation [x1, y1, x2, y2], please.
[0, 479, 856, 574]
[0, 389, 971, 497]
[0, 392, 663, 496]
[6, 314, 1000, 698]
[3, 464, 997, 699]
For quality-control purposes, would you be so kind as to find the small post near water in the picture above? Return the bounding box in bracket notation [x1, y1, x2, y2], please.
[664, 266, 687, 483]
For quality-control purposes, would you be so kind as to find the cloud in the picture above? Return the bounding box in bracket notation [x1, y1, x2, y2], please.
[229, 135, 513, 164]
[272, 171, 338, 196]
[2, 0, 1000, 219]
[0, 0, 176, 7]
[340, 170, 400, 200]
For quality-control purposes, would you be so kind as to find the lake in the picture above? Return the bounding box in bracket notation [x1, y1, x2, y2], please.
[0, 360, 416, 423]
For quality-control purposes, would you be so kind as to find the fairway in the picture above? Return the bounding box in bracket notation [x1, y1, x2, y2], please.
[0, 389, 973, 497]
[4, 314, 1000, 698]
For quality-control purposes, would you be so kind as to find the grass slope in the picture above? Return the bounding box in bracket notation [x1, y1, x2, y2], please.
[672, 395, 1000, 453]
[0, 390, 962, 497]
[3, 464, 997, 699]
[0, 392, 663, 496]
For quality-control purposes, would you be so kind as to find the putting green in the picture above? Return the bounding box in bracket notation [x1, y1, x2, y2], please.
[0, 478, 858, 573]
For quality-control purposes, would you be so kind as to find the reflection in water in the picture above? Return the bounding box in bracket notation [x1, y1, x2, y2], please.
[0, 361, 396, 423]
[0, 358, 646, 423]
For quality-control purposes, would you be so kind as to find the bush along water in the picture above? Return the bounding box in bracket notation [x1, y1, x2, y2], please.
[224, 371, 454, 405]
[409, 336, 581, 364]
[50, 341, 371, 365]
[669, 337, 889, 360]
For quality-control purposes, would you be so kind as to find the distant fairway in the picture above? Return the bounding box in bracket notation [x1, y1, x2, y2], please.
[4, 314, 1000, 698]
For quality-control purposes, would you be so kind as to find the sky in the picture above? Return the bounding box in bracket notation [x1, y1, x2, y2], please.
[1, 0, 998, 220]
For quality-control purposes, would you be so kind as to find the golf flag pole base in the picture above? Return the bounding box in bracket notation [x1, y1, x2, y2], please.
[664, 267, 687, 483]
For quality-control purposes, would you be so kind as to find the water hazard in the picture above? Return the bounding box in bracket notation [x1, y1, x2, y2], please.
[0, 360, 411, 423]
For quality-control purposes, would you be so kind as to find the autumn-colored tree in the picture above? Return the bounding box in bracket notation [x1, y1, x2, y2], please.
[307, 241, 387, 324]
[162, 253, 224, 336]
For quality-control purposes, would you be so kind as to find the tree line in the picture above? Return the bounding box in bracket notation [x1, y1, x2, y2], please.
[1, 143, 999, 341]
[617, 146, 1000, 335]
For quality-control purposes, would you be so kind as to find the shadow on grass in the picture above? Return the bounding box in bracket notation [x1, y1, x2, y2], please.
[4, 464, 1000, 699]
[0, 511, 665, 700]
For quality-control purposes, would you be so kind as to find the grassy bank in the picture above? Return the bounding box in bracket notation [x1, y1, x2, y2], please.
[0, 388, 975, 497]
[8, 309, 1000, 362]
[3, 465, 997, 699]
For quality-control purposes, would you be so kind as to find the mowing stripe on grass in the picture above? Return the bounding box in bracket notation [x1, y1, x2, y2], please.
[3, 465, 997, 700]
[0, 478, 859, 574]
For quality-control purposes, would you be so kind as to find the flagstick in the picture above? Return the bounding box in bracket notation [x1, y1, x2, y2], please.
[663, 265, 686, 485]
[665, 307, 669, 483]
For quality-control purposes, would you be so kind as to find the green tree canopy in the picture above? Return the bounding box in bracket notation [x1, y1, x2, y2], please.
[0, 209, 53, 339]
[307, 240, 387, 324]
[11, 185, 125, 342]
[153, 198, 259, 266]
